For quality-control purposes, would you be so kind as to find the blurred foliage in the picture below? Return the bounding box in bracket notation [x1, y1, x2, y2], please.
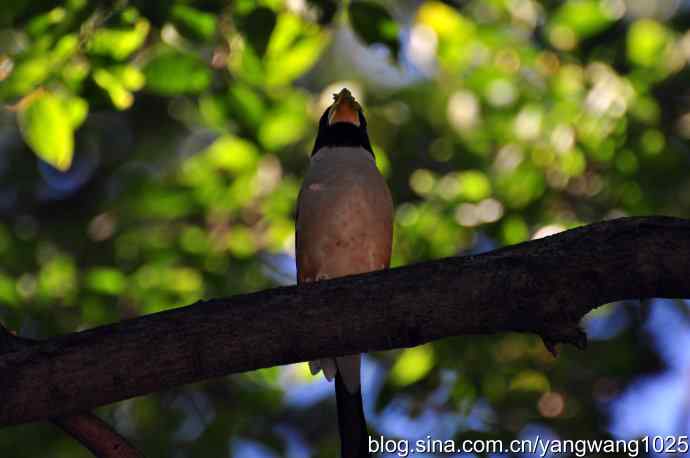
[1, 0, 690, 456]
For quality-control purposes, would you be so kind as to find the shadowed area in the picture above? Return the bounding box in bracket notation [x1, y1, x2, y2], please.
[2, 0, 690, 456]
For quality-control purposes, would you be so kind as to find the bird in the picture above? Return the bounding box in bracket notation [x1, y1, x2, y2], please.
[295, 88, 394, 458]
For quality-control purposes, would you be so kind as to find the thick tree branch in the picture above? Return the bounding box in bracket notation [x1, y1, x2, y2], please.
[0, 328, 144, 457]
[0, 326, 143, 457]
[1, 216, 689, 427]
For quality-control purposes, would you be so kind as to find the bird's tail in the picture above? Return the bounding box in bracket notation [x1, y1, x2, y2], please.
[335, 370, 371, 458]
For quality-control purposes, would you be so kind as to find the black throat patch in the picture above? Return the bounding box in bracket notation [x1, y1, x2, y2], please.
[311, 112, 374, 157]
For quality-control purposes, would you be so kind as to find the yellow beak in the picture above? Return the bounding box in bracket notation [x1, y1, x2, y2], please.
[328, 88, 361, 126]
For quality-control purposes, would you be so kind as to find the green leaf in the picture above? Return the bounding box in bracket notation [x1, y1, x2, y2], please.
[458, 170, 492, 202]
[258, 96, 310, 150]
[229, 39, 265, 84]
[496, 166, 545, 208]
[111, 65, 145, 91]
[348, 1, 399, 59]
[390, 345, 435, 386]
[265, 12, 302, 57]
[61, 59, 91, 91]
[171, 4, 217, 41]
[416, 1, 473, 39]
[93, 68, 134, 110]
[416, 1, 475, 71]
[510, 370, 550, 392]
[501, 215, 529, 245]
[92, 65, 144, 109]
[18, 91, 74, 171]
[627, 19, 671, 68]
[265, 35, 328, 86]
[227, 82, 266, 129]
[61, 95, 89, 128]
[130, 188, 196, 219]
[550, 0, 615, 38]
[373, 145, 390, 177]
[143, 49, 211, 95]
[0, 56, 51, 98]
[559, 148, 586, 177]
[38, 254, 77, 300]
[26, 7, 66, 37]
[228, 226, 256, 258]
[87, 19, 150, 60]
[203, 135, 259, 174]
[264, 13, 329, 86]
[0, 272, 18, 306]
[51, 34, 79, 63]
[86, 268, 126, 295]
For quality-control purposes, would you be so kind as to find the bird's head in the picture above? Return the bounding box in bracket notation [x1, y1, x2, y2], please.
[312, 88, 373, 157]
[327, 88, 362, 127]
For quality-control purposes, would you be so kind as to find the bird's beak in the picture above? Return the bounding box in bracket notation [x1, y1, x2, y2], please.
[328, 88, 361, 127]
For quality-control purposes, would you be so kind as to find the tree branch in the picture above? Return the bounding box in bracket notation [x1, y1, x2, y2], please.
[54, 413, 144, 458]
[0, 326, 143, 456]
[1, 216, 689, 427]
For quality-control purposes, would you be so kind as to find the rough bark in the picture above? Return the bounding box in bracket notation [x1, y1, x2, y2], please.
[1, 216, 689, 427]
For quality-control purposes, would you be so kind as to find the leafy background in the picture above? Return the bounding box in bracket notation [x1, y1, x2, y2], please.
[1, 0, 690, 456]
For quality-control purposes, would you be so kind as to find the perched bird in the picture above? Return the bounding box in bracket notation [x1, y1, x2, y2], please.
[295, 88, 394, 457]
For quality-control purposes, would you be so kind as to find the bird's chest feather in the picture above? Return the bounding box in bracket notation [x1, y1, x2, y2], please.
[296, 147, 393, 281]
